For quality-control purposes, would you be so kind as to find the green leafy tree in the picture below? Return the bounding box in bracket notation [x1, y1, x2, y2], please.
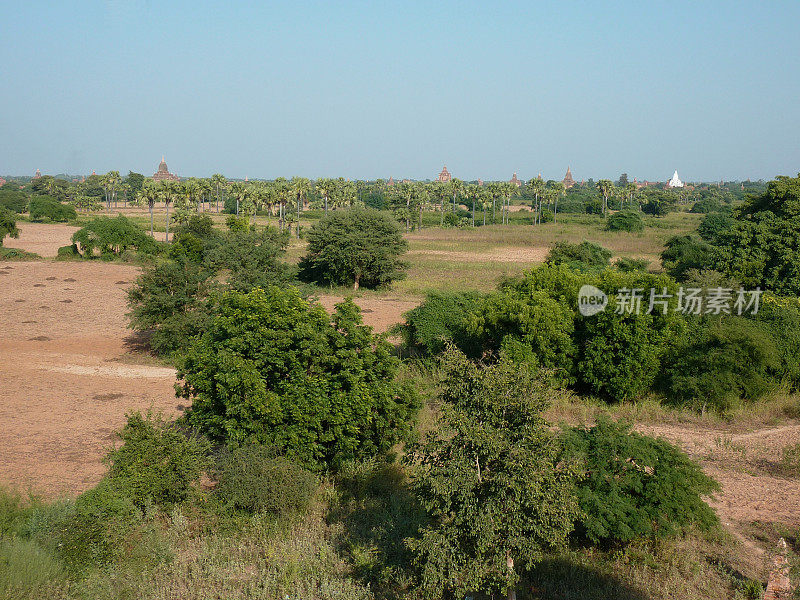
[205, 227, 293, 291]
[561, 418, 719, 545]
[178, 287, 419, 470]
[0, 207, 19, 246]
[71, 215, 157, 257]
[606, 210, 644, 232]
[299, 208, 408, 290]
[127, 254, 215, 356]
[405, 348, 578, 599]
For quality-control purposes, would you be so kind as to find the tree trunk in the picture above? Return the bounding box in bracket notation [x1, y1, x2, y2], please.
[149, 205, 154, 237]
[353, 272, 360, 291]
[472, 200, 475, 226]
[165, 203, 170, 243]
[507, 553, 517, 600]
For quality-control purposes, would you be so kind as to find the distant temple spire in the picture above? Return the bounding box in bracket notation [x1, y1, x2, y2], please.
[562, 166, 576, 189]
[437, 165, 452, 182]
[152, 157, 179, 182]
[667, 170, 684, 188]
[510, 172, 522, 187]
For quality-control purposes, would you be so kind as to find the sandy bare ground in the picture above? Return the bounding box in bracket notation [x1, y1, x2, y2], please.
[408, 247, 549, 263]
[638, 422, 800, 532]
[4, 222, 80, 257]
[316, 295, 418, 333]
[0, 261, 178, 497]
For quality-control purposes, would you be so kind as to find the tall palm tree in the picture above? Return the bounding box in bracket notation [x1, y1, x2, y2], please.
[138, 180, 159, 237]
[597, 179, 614, 216]
[316, 178, 334, 214]
[210, 173, 226, 212]
[290, 177, 311, 237]
[625, 182, 637, 209]
[450, 178, 464, 214]
[158, 181, 177, 242]
[550, 181, 565, 223]
[527, 177, 546, 225]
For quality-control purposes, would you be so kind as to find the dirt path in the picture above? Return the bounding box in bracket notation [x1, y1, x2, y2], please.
[0, 261, 178, 497]
[638, 422, 800, 529]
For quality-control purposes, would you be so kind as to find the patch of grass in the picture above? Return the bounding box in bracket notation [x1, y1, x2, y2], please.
[0, 247, 41, 261]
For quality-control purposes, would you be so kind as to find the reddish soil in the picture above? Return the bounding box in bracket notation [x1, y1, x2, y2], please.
[638, 422, 800, 534]
[316, 295, 418, 333]
[0, 260, 178, 497]
[4, 222, 80, 257]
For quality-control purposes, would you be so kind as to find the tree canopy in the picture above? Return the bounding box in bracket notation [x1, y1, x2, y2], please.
[299, 208, 408, 290]
[178, 287, 419, 470]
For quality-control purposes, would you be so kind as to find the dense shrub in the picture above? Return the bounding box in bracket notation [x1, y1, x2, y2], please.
[606, 210, 644, 232]
[215, 445, 317, 514]
[691, 198, 730, 214]
[660, 316, 781, 411]
[127, 255, 215, 356]
[0, 190, 28, 214]
[28, 196, 76, 222]
[56, 481, 141, 571]
[179, 287, 419, 470]
[702, 174, 800, 294]
[561, 418, 719, 545]
[545, 241, 612, 270]
[72, 215, 158, 257]
[104, 412, 211, 509]
[614, 257, 649, 272]
[56, 244, 80, 259]
[205, 227, 293, 291]
[575, 270, 684, 401]
[0, 207, 19, 246]
[697, 212, 735, 242]
[660, 235, 713, 281]
[299, 208, 408, 290]
[398, 291, 482, 357]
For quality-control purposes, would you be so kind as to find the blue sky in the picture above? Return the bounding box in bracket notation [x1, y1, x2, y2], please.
[1, 1, 798, 182]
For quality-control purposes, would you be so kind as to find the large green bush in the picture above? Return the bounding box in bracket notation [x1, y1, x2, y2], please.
[405, 349, 578, 599]
[299, 208, 408, 290]
[179, 287, 419, 470]
[398, 291, 482, 358]
[545, 241, 612, 271]
[606, 210, 644, 232]
[561, 418, 719, 545]
[702, 174, 800, 294]
[104, 412, 211, 509]
[28, 196, 76, 223]
[660, 316, 781, 411]
[72, 215, 158, 257]
[660, 235, 713, 281]
[56, 481, 142, 571]
[215, 445, 317, 514]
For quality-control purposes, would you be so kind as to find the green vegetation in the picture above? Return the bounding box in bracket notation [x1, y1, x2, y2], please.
[299, 208, 408, 290]
[546, 240, 612, 270]
[72, 215, 159, 258]
[0, 190, 28, 214]
[177, 287, 419, 470]
[0, 207, 19, 246]
[405, 349, 579, 598]
[607, 210, 645, 232]
[562, 418, 719, 545]
[28, 196, 76, 223]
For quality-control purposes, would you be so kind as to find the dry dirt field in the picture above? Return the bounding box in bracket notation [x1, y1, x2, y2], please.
[4, 221, 80, 257]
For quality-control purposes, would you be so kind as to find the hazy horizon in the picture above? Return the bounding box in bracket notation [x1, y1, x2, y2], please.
[2, 1, 798, 182]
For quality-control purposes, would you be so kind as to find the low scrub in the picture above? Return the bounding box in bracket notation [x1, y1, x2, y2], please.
[546, 240, 612, 270]
[606, 210, 644, 232]
[215, 445, 317, 515]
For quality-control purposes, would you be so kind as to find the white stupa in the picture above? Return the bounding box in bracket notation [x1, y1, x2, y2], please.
[667, 170, 684, 188]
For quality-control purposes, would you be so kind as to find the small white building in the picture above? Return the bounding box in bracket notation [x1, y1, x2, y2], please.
[667, 170, 684, 188]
